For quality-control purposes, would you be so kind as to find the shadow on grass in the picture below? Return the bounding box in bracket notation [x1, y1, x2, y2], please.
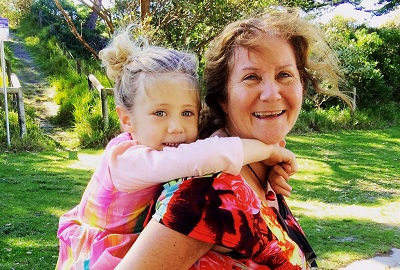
[0, 150, 94, 269]
[298, 215, 400, 270]
[286, 127, 400, 206]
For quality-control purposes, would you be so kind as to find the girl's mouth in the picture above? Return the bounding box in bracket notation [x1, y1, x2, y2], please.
[163, 142, 181, 147]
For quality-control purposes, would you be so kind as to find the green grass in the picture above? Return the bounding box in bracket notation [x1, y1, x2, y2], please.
[286, 126, 400, 269]
[0, 127, 399, 269]
[0, 149, 103, 269]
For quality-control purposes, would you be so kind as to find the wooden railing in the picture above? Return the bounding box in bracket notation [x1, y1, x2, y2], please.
[87, 74, 114, 128]
[4, 61, 26, 137]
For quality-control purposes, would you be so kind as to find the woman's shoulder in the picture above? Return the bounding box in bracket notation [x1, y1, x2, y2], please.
[154, 172, 261, 227]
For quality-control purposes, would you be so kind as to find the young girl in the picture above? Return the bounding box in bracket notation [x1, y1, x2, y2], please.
[56, 25, 297, 269]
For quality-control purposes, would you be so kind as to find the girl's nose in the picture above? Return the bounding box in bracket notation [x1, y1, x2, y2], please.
[259, 81, 281, 102]
[167, 119, 184, 134]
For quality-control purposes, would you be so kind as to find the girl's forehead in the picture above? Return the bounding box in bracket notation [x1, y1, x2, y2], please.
[137, 75, 200, 106]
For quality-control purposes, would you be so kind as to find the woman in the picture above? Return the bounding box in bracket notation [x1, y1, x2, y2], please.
[116, 8, 351, 270]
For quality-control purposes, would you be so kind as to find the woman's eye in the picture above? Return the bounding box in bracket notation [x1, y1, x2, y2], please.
[154, 111, 167, 117]
[278, 72, 292, 78]
[182, 111, 194, 117]
[243, 74, 260, 81]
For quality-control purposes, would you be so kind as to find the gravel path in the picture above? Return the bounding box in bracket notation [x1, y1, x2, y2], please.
[7, 31, 77, 147]
[8, 32, 59, 131]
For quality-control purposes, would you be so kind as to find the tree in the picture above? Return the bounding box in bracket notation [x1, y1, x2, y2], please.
[323, 15, 400, 108]
[54, 0, 100, 58]
[85, 0, 102, 30]
[0, 0, 33, 26]
[55, 0, 351, 60]
[369, 0, 400, 15]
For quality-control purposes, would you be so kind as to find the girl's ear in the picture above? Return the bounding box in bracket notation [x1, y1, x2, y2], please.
[116, 106, 135, 133]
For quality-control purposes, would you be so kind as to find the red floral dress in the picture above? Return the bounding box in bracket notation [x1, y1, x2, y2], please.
[153, 173, 317, 269]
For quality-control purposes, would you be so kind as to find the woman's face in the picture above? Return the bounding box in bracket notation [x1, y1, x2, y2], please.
[222, 36, 303, 145]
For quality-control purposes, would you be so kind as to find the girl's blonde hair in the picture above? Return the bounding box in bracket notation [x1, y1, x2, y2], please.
[200, 8, 352, 138]
[99, 24, 200, 112]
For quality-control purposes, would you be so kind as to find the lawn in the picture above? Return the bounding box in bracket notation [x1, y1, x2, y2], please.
[0, 127, 399, 269]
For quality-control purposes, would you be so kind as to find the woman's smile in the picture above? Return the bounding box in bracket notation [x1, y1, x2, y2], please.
[253, 110, 285, 118]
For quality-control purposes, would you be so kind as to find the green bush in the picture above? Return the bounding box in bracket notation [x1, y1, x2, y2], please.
[0, 100, 57, 152]
[292, 103, 400, 134]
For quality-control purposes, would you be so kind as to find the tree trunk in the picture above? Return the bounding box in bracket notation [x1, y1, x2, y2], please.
[85, 0, 102, 30]
[140, 0, 150, 27]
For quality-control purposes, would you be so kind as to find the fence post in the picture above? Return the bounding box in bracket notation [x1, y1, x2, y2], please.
[101, 88, 109, 128]
[17, 89, 27, 137]
[76, 58, 81, 75]
[39, 10, 43, 28]
[5, 59, 11, 83]
[88, 74, 109, 129]
[9, 73, 26, 137]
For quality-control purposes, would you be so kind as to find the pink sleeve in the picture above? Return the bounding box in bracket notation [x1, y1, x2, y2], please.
[108, 136, 243, 192]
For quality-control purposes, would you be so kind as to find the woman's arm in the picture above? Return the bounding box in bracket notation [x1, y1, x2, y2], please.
[115, 219, 213, 270]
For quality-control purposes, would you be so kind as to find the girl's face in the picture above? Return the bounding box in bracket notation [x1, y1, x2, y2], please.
[123, 78, 199, 150]
[222, 36, 303, 145]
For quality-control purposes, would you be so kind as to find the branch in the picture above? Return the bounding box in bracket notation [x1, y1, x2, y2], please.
[54, 0, 99, 59]
[78, 0, 114, 33]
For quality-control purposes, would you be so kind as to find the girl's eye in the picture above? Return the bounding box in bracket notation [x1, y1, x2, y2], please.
[154, 111, 167, 117]
[182, 111, 194, 117]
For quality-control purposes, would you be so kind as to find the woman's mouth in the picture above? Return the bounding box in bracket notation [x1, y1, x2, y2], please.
[253, 110, 284, 118]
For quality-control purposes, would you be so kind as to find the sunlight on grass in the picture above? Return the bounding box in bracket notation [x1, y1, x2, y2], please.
[289, 200, 400, 226]
[295, 158, 334, 182]
[67, 150, 103, 171]
[47, 207, 70, 217]
[6, 238, 49, 248]
[318, 251, 366, 270]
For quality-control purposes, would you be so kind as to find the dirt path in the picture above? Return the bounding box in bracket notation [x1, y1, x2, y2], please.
[7, 32, 76, 148]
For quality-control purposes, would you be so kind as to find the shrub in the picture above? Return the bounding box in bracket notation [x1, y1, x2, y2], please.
[0, 100, 57, 152]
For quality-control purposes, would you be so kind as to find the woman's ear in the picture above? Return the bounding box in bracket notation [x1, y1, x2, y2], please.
[116, 106, 135, 133]
[220, 100, 228, 114]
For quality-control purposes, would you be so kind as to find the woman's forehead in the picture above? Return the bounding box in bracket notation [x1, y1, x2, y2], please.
[230, 37, 295, 69]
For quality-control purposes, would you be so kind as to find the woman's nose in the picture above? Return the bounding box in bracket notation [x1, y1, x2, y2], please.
[167, 118, 184, 134]
[259, 81, 281, 102]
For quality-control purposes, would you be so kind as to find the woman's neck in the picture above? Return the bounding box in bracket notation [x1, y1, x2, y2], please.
[247, 162, 268, 187]
[240, 162, 268, 201]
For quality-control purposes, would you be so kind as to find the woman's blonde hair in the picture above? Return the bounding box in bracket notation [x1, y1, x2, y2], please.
[99, 24, 199, 112]
[200, 8, 352, 138]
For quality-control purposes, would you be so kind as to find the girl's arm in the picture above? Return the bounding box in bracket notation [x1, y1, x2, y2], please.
[110, 136, 297, 192]
[114, 219, 212, 270]
[109, 136, 243, 192]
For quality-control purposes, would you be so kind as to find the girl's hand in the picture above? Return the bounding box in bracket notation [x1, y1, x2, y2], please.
[268, 163, 293, 197]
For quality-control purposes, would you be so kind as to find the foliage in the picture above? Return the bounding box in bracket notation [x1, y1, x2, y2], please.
[62, 0, 348, 59]
[369, 0, 400, 16]
[292, 102, 400, 134]
[27, 0, 104, 59]
[323, 16, 400, 109]
[0, 43, 57, 152]
[0, 0, 33, 27]
[0, 100, 57, 152]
